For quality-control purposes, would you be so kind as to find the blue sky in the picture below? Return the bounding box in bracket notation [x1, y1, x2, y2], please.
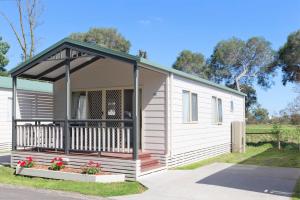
[0, 0, 299, 114]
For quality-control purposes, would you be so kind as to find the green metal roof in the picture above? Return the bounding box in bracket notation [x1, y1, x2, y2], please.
[9, 37, 245, 96]
[0, 76, 52, 93]
[139, 58, 246, 96]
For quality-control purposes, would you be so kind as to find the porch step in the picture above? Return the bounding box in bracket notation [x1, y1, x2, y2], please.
[138, 152, 152, 160]
[140, 154, 161, 173]
[141, 158, 159, 167]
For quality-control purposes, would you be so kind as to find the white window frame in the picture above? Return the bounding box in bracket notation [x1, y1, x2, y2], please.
[212, 96, 223, 125]
[182, 90, 198, 123]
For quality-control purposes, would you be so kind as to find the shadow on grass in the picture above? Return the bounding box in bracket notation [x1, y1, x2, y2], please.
[0, 154, 10, 167]
[195, 142, 300, 197]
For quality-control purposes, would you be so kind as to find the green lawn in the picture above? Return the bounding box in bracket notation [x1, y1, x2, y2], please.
[293, 178, 300, 200]
[176, 143, 300, 170]
[0, 166, 146, 197]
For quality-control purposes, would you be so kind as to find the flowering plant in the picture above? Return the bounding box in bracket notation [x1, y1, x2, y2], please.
[17, 156, 34, 168]
[49, 157, 65, 171]
[81, 161, 101, 175]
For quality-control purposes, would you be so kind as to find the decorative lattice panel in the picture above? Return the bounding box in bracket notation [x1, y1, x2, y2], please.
[106, 90, 122, 127]
[88, 91, 102, 126]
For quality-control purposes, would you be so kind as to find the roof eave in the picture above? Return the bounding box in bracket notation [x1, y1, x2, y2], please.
[139, 58, 246, 97]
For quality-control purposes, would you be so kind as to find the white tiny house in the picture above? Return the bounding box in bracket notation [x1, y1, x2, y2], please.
[9, 38, 245, 179]
[0, 77, 53, 151]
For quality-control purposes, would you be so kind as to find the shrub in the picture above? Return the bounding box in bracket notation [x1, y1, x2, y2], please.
[17, 156, 34, 168]
[82, 161, 101, 175]
[49, 157, 65, 171]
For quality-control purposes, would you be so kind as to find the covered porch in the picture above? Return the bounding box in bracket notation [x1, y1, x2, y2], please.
[10, 39, 168, 178]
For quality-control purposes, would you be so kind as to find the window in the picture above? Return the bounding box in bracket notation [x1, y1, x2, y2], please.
[212, 96, 223, 124]
[182, 90, 190, 122]
[182, 90, 198, 122]
[71, 92, 87, 119]
[191, 93, 198, 121]
[230, 100, 234, 112]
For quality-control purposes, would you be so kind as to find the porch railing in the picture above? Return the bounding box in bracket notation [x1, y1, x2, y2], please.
[15, 119, 133, 153]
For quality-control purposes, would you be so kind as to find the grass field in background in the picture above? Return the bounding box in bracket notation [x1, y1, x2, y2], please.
[246, 124, 299, 134]
[246, 124, 300, 147]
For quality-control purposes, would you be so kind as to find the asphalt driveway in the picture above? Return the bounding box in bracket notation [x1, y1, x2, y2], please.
[115, 163, 300, 200]
[0, 184, 108, 200]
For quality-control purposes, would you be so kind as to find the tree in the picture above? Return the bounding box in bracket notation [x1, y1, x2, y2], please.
[172, 50, 211, 79]
[209, 37, 276, 91]
[70, 28, 131, 53]
[0, 37, 9, 73]
[0, 0, 43, 60]
[252, 106, 269, 123]
[278, 30, 300, 85]
[227, 84, 257, 113]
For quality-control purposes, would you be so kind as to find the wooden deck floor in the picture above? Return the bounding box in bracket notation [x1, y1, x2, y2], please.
[16, 148, 148, 160]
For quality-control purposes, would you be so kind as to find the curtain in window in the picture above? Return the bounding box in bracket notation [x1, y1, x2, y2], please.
[71, 92, 87, 119]
[182, 91, 190, 122]
[77, 95, 87, 119]
[191, 93, 198, 121]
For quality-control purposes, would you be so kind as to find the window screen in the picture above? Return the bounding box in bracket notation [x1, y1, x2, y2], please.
[191, 93, 198, 121]
[218, 98, 223, 123]
[230, 100, 234, 112]
[212, 96, 218, 124]
[182, 90, 190, 122]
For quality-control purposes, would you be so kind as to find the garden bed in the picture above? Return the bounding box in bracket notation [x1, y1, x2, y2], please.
[16, 166, 125, 183]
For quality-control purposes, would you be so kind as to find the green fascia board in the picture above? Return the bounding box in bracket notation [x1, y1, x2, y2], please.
[0, 76, 52, 93]
[9, 37, 139, 74]
[9, 37, 245, 97]
[139, 58, 246, 97]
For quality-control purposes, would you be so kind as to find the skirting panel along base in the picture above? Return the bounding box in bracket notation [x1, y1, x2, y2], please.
[167, 143, 231, 168]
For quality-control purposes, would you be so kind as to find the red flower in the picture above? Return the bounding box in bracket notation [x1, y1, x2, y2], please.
[19, 161, 26, 167]
[26, 156, 33, 162]
[56, 161, 63, 167]
[58, 157, 63, 161]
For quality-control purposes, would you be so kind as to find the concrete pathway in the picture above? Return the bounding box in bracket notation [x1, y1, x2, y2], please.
[0, 184, 109, 200]
[115, 163, 300, 200]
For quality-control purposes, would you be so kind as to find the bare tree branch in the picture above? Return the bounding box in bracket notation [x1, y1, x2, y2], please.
[17, 0, 27, 59]
[0, 10, 26, 57]
[26, 0, 36, 58]
[0, 0, 42, 60]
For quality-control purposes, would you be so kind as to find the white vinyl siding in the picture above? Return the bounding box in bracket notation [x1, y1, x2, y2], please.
[170, 75, 244, 158]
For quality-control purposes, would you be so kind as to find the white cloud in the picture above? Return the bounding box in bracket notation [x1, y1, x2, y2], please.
[137, 17, 163, 25]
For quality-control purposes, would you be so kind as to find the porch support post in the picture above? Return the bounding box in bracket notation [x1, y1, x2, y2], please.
[12, 77, 17, 151]
[64, 48, 71, 154]
[132, 62, 140, 160]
